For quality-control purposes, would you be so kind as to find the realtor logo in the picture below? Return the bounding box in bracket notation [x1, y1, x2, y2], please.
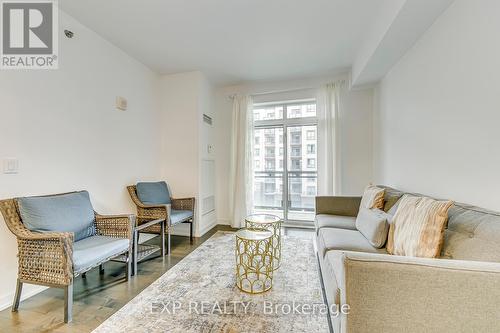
[1, 0, 58, 69]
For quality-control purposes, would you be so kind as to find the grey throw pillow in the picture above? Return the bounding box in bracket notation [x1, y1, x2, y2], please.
[356, 208, 389, 248]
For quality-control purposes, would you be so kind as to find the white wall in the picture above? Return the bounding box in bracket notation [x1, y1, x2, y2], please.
[0, 11, 161, 309]
[374, 0, 500, 211]
[214, 75, 374, 225]
[158, 71, 216, 236]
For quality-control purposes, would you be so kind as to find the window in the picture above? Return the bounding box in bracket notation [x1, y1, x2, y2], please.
[291, 132, 301, 144]
[287, 103, 317, 118]
[255, 160, 260, 169]
[265, 159, 275, 170]
[265, 147, 275, 157]
[291, 158, 301, 170]
[306, 186, 315, 196]
[265, 134, 275, 145]
[255, 136, 260, 144]
[307, 158, 316, 168]
[253, 99, 317, 223]
[265, 182, 275, 193]
[291, 182, 302, 194]
[253, 106, 283, 121]
[291, 147, 301, 157]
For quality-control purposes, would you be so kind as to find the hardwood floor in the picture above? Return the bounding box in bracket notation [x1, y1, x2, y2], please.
[0, 225, 313, 333]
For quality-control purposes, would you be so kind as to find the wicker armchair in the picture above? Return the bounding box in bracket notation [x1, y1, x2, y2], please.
[127, 185, 195, 254]
[0, 193, 134, 323]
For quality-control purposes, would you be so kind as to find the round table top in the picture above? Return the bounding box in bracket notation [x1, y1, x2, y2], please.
[245, 214, 281, 225]
[236, 228, 273, 241]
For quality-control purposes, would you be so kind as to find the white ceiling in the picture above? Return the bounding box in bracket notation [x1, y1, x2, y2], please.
[59, 0, 398, 84]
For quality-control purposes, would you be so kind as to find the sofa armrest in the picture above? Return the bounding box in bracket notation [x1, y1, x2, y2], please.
[95, 214, 135, 239]
[315, 196, 361, 217]
[329, 251, 500, 333]
[17, 231, 74, 286]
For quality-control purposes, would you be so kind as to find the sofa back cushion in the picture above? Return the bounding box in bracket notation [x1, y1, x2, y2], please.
[136, 181, 171, 205]
[356, 208, 389, 248]
[18, 191, 96, 241]
[381, 186, 500, 263]
[443, 204, 500, 262]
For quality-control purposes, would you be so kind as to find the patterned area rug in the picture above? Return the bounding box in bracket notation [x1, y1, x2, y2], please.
[93, 231, 329, 333]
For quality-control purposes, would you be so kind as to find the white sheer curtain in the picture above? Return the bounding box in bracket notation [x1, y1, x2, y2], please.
[317, 80, 345, 196]
[229, 95, 254, 228]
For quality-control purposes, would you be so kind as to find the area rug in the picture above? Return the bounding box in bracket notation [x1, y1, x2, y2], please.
[93, 231, 329, 333]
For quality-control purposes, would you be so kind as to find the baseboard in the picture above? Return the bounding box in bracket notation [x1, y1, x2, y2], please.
[170, 220, 218, 237]
[216, 218, 231, 225]
[0, 284, 48, 312]
[198, 219, 218, 236]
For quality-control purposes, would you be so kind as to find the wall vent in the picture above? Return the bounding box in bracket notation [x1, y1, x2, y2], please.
[203, 114, 213, 125]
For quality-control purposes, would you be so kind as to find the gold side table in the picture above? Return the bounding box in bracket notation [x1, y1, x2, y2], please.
[245, 214, 282, 270]
[235, 228, 274, 294]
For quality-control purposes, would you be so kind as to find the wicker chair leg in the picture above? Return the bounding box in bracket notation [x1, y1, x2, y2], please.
[12, 279, 22, 312]
[126, 252, 132, 281]
[189, 220, 193, 244]
[133, 230, 138, 275]
[99, 264, 105, 275]
[161, 220, 166, 256]
[167, 230, 171, 255]
[64, 284, 73, 323]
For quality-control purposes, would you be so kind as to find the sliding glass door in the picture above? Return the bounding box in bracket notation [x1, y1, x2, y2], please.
[253, 100, 317, 224]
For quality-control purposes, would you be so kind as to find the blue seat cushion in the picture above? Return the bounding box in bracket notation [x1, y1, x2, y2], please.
[18, 191, 96, 241]
[170, 209, 193, 224]
[73, 235, 129, 273]
[136, 181, 171, 205]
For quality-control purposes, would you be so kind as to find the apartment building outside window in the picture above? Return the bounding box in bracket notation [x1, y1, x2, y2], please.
[252, 99, 317, 223]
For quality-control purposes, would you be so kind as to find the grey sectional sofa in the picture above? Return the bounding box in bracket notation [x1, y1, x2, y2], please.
[315, 186, 500, 333]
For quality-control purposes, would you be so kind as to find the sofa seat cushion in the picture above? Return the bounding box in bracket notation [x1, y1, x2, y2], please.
[136, 181, 171, 205]
[170, 209, 193, 224]
[18, 191, 96, 241]
[315, 214, 357, 233]
[317, 228, 386, 258]
[73, 235, 129, 273]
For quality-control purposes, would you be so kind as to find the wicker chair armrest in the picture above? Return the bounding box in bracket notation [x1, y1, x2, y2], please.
[17, 231, 74, 286]
[136, 204, 170, 223]
[127, 185, 156, 209]
[95, 214, 134, 239]
[171, 197, 195, 211]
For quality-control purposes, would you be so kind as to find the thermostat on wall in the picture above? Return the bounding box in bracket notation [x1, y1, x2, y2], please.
[116, 96, 127, 111]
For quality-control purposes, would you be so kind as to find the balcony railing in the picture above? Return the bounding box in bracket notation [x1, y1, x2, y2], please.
[253, 170, 317, 218]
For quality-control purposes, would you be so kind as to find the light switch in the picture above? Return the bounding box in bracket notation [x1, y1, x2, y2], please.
[3, 158, 19, 174]
[116, 96, 127, 111]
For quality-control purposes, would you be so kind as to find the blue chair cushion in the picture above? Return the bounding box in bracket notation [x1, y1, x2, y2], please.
[136, 181, 171, 205]
[18, 191, 96, 241]
[170, 209, 193, 224]
[73, 235, 129, 273]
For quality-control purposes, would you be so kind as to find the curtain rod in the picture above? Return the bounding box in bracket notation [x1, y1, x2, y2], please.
[227, 86, 313, 99]
[227, 79, 346, 99]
